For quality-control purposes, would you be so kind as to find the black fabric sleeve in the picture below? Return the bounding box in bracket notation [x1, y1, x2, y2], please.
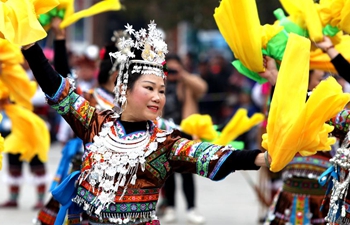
[180, 131, 193, 140]
[212, 149, 261, 181]
[22, 43, 63, 97]
[53, 39, 71, 78]
[331, 54, 350, 83]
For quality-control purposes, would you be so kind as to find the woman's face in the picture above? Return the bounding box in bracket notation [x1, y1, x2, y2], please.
[121, 74, 166, 122]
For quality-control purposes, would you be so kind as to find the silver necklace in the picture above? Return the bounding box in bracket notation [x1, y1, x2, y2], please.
[80, 120, 165, 216]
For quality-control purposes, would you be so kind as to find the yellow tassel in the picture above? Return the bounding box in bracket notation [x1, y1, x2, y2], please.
[180, 114, 218, 141]
[0, 113, 4, 170]
[0, 0, 59, 45]
[0, 39, 50, 163]
[280, 0, 323, 42]
[4, 104, 50, 162]
[213, 109, 264, 146]
[60, 0, 122, 29]
[213, 0, 264, 73]
[318, 0, 350, 34]
[0, 39, 37, 110]
[262, 33, 350, 172]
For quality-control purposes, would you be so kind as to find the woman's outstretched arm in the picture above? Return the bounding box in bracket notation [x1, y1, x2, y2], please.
[22, 43, 63, 97]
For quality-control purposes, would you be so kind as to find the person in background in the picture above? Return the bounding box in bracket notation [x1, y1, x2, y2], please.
[0, 64, 50, 210]
[315, 36, 350, 83]
[197, 57, 226, 124]
[73, 54, 98, 93]
[161, 53, 208, 224]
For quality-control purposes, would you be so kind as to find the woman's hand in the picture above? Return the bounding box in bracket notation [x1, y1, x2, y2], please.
[51, 17, 66, 40]
[258, 56, 278, 85]
[315, 36, 333, 52]
[315, 36, 339, 59]
[254, 151, 271, 167]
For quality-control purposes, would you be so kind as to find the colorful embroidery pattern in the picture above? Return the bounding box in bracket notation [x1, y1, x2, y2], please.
[69, 92, 95, 128]
[46, 78, 66, 103]
[51, 88, 95, 128]
[196, 145, 222, 177]
[329, 109, 350, 133]
[171, 139, 224, 177]
[147, 147, 167, 162]
[88, 217, 161, 225]
[75, 186, 158, 214]
[193, 142, 216, 158]
[37, 204, 58, 224]
[115, 120, 125, 136]
[113, 120, 155, 140]
[170, 138, 187, 156]
[171, 139, 211, 158]
[146, 148, 170, 180]
[209, 151, 232, 180]
[149, 153, 170, 179]
[289, 156, 332, 168]
[80, 181, 159, 200]
[289, 195, 311, 225]
[284, 155, 332, 181]
[176, 140, 193, 156]
[283, 178, 327, 195]
[51, 92, 71, 115]
[170, 155, 197, 163]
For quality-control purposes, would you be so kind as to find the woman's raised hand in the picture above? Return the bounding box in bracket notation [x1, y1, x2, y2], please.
[258, 55, 278, 85]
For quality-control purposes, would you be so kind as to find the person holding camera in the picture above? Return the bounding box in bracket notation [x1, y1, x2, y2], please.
[161, 54, 208, 224]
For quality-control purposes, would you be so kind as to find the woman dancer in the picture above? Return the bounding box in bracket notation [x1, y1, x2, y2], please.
[22, 21, 270, 225]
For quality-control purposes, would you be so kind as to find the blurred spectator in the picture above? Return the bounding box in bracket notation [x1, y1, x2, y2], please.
[198, 58, 227, 124]
[161, 53, 207, 224]
[221, 84, 261, 149]
[0, 71, 49, 209]
[183, 52, 197, 73]
[208, 54, 232, 92]
[74, 54, 98, 92]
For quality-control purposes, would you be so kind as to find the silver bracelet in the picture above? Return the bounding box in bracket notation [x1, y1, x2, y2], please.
[264, 151, 270, 168]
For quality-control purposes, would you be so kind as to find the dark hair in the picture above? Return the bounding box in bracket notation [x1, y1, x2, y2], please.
[98, 60, 114, 85]
[308, 69, 315, 84]
[114, 48, 144, 90]
[98, 43, 119, 85]
[165, 53, 183, 66]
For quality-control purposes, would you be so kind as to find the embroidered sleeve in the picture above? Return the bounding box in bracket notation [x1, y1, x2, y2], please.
[46, 78, 97, 140]
[168, 138, 261, 181]
[169, 138, 235, 179]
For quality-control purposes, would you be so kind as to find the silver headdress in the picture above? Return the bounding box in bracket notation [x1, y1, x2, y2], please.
[108, 30, 130, 75]
[109, 20, 168, 115]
